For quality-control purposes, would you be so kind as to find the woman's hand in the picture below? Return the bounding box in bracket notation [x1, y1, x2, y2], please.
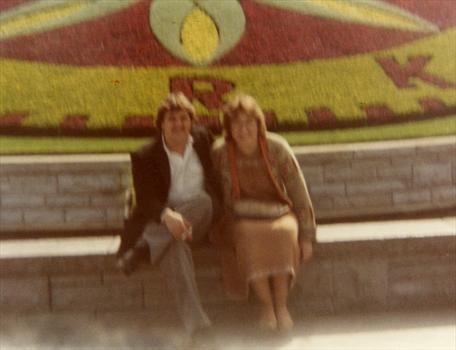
[162, 208, 192, 241]
[300, 240, 313, 263]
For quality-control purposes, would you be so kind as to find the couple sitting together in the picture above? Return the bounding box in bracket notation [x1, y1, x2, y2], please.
[116, 92, 316, 337]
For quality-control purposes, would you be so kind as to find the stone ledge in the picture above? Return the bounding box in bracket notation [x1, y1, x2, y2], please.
[1, 217, 454, 260]
[292, 135, 456, 155]
[1, 217, 454, 314]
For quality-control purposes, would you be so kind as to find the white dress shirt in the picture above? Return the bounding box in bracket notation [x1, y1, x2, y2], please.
[163, 135, 205, 208]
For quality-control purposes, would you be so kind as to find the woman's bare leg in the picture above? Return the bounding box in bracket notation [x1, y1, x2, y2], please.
[250, 278, 277, 330]
[272, 274, 294, 330]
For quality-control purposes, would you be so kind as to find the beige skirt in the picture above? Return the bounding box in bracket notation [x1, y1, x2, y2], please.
[231, 213, 300, 299]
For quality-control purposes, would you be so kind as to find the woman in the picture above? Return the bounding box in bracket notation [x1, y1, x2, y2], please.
[211, 94, 316, 331]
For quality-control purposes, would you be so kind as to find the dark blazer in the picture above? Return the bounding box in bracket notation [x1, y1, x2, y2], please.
[116, 126, 221, 258]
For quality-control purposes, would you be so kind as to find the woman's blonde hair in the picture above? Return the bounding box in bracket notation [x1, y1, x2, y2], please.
[156, 92, 196, 132]
[222, 94, 267, 141]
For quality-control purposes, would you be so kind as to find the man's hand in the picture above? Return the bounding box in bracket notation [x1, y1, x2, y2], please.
[300, 240, 313, 263]
[162, 208, 192, 241]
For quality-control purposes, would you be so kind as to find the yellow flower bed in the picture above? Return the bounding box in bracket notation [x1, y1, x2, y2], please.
[0, 28, 455, 131]
[181, 7, 219, 64]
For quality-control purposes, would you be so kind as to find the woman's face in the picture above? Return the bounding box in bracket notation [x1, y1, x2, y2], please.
[230, 111, 258, 154]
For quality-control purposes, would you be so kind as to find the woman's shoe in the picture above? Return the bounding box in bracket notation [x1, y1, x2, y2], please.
[258, 307, 278, 331]
[276, 306, 294, 331]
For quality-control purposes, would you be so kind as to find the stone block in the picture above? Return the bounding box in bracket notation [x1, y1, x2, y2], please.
[24, 208, 64, 224]
[0, 163, 55, 175]
[142, 269, 223, 306]
[432, 186, 456, 203]
[388, 257, 456, 307]
[295, 260, 333, 298]
[453, 166, 456, 184]
[103, 270, 161, 285]
[390, 157, 414, 166]
[91, 194, 125, 206]
[386, 237, 455, 257]
[332, 258, 388, 312]
[46, 194, 90, 207]
[144, 281, 174, 307]
[58, 174, 121, 193]
[120, 173, 131, 188]
[308, 183, 345, 197]
[313, 197, 333, 211]
[197, 278, 226, 304]
[50, 274, 102, 288]
[324, 164, 376, 182]
[346, 180, 407, 195]
[52, 283, 143, 311]
[319, 241, 388, 259]
[300, 165, 323, 184]
[64, 208, 105, 224]
[0, 208, 23, 224]
[393, 190, 431, 204]
[438, 152, 456, 162]
[48, 160, 129, 173]
[1, 194, 45, 208]
[320, 206, 410, 219]
[295, 152, 353, 165]
[0, 257, 51, 276]
[105, 220, 124, 230]
[333, 194, 392, 209]
[1, 255, 114, 276]
[291, 295, 334, 316]
[376, 165, 412, 180]
[0, 277, 50, 312]
[352, 159, 391, 169]
[415, 143, 456, 156]
[106, 207, 125, 226]
[354, 148, 413, 160]
[413, 162, 452, 185]
[1, 176, 57, 194]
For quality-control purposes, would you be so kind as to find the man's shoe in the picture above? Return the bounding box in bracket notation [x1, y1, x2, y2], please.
[116, 239, 149, 275]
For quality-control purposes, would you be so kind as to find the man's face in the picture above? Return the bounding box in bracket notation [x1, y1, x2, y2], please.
[162, 109, 192, 145]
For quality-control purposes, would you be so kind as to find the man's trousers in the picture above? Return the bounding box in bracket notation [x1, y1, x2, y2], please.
[142, 192, 213, 333]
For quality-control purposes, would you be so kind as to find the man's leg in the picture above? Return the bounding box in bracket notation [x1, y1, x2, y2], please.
[147, 192, 213, 333]
[142, 192, 213, 262]
[160, 240, 211, 333]
[142, 221, 173, 264]
[176, 192, 213, 243]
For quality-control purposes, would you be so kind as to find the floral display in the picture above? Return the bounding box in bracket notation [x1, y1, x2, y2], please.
[0, 0, 455, 137]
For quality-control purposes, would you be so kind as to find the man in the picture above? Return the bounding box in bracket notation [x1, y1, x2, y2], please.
[116, 92, 220, 337]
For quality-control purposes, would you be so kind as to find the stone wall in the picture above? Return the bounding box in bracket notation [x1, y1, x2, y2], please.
[0, 155, 130, 233]
[0, 136, 455, 233]
[296, 136, 456, 219]
[1, 235, 454, 314]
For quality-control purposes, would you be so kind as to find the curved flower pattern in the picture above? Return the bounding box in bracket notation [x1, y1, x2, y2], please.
[0, 0, 138, 40]
[257, 0, 439, 32]
[0, 0, 439, 65]
[150, 0, 245, 65]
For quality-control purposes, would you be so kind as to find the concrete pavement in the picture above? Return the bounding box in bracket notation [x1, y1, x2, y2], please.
[1, 308, 455, 350]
